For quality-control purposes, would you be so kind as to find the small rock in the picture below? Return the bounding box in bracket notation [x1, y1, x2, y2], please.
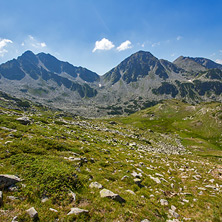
[131, 171, 142, 178]
[125, 190, 136, 195]
[134, 178, 144, 188]
[7, 196, 18, 201]
[149, 175, 161, 184]
[67, 207, 89, 215]
[121, 175, 129, 181]
[49, 208, 58, 213]
[171, 205, 177, 211]
[141, 219, 150, 222]
[68, 191, 76, 201]
[26, 207, 38, 219]
[0, 174, 21, 189]
[100, 189, 125, 203]
[41, 197, 49, 203]
[160, 199, 168, 206]
[169, 209, 180, 218]
[11, 216, 18, 222]
[0, 191, 3, 206]
[89, 182, 103, 189]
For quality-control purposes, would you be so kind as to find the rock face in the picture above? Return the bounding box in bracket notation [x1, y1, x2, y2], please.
[67, 207, 89, 215]
[26, 207, 38, 219]
[89, 182, 103, 189]
[100, 189, 126, 203]
[0, 174, 21, 189]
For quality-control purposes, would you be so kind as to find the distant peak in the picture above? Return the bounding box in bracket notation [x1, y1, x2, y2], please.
[21, 50, 35, 56]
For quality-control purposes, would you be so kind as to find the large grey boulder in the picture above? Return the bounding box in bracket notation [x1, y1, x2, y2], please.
[16, 116, 31, 125]
[67, 207, 89, 215]
[0, 174, 21, 189]
[26, 207, 38, 219]
[100, 189, 126, 203]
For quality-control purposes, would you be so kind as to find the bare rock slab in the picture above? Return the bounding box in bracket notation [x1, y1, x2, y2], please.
[100, 189, 126, 203]
[0, 174, 21, 189]
[67, 207, 89, 215]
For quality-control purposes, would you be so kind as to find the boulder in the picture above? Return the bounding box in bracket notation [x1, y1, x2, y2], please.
[26, 207, 38, 219]
[0, 174, 21, 189]
[89, 182, 103, 189]
[100, 189, 126, 203]
[67, 207, 89, 215]
[16, 116, 31, 125]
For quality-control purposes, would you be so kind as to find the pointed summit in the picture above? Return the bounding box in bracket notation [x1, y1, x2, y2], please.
[103, 50, 168, 85]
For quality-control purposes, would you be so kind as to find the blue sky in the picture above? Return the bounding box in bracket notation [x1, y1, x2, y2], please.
[0, 0, 222, 74]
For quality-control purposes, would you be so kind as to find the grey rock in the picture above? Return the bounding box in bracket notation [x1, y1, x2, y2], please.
[0, 191, 3, 206]
[16, 116, 31, 125]
[141, 220, 151, 222]
[49, 208, 58, 212]
[169, 209, 180, 218]
[100, 189, 126, 203]
[149, 175, 161, 184]
[131, 171, 142, 178]
[7, 196, 18, 201]
[67, 207, 89, 215]
[160, 199, 168, 206]
[0, 174, 21, 189]
[125, 190, 136, 195]
[11, 216, 18, 222]
[26, 207, 38, 219]
[89, 182, 103, 189]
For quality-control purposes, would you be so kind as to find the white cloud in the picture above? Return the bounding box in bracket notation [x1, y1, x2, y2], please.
[152, 42, 160, 47]
[216, 59, 222, 64]
[92, 38, 115, 52]
[117, 40, 132, 51]
[0, 38, 13, 57]
[176, 36, 182, 41]
[23, 35, 47, 49]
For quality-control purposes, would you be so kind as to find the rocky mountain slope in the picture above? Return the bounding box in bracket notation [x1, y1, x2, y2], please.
[0, 50, 222, 117]
[0, 96, 221, 221]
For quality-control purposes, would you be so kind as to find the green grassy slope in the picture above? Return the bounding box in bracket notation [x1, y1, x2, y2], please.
[0, 99, 221, 221]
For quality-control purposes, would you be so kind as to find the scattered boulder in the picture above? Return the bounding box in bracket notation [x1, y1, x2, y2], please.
[131, 171, 142, 178]
[160, 199, 168, 206]
[125, 190, 136, 195]
[149, 175, 161, 184]
[141, 220, 150, 222]
[89, 182, 103, 189]
[100, 189, 126, 203]
[49, 208, 58, 213]
[16, 116, 31, 125]
[134, 178, 144, 188]
[67, 207, 89, 215]
[26, 207, 38, 219]
[0, 174, 21, 189]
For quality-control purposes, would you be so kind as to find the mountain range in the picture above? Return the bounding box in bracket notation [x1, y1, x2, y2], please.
[0, 50, 221, 116]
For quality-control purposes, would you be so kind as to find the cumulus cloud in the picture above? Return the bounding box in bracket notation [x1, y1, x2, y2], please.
[117, 40, 132, 51]
[176, 36, 182, 41]
[216, 59, 222, 64]
[0, 38, 13, 57]
[92, 38, 115, 52]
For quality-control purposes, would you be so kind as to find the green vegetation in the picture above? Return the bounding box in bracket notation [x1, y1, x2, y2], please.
[0, 98, 221, 221]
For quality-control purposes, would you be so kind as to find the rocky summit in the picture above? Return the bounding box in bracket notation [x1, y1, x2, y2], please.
[0, 50, 221, 117]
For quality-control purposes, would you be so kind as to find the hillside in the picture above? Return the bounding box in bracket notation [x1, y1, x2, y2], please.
[0, 97, 221, 221]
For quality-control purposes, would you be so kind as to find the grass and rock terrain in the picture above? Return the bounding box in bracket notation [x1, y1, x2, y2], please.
[0, 95, 221, 221]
